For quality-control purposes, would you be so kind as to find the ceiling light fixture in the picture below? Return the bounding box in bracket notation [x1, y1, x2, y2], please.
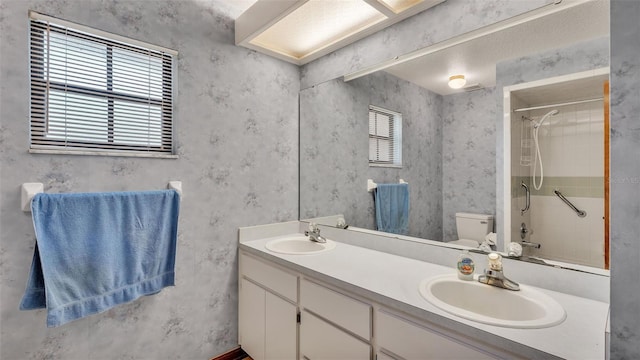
[448, 75, 466, 89]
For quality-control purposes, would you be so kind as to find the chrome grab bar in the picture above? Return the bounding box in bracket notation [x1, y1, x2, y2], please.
[520, 181, 530, 215]
[553, 189, 587, 218]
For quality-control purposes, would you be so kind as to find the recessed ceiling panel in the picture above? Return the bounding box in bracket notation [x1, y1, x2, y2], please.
[249, 0, 387, 59]
[379, 0, 425, 13]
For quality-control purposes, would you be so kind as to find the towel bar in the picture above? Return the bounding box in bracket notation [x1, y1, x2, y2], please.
[367, 178, 408, 192]
[167, 181, 182, 196]
[21, 183, 44, 212]
[21, 181, 183, 212]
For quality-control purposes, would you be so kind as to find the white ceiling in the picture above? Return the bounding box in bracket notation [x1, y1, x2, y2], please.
[384, 0, 610, 96]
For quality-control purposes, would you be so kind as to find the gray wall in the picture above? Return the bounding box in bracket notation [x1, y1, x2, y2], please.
[0, 1, 299, 358]
[300, 72, 443, 240]
[610, 0, 640, 358]
[441, 87, 498, 241]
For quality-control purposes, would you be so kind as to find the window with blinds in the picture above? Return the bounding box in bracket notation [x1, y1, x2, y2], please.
[29, 12, 177, 157]
[369, 105, 402, 167]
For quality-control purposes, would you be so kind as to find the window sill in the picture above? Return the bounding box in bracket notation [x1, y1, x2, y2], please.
[29, 148, 178, 159]
[369, 163, 402, 169]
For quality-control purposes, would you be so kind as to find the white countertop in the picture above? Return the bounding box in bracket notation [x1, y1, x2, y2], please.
[240, 232, 609, 359]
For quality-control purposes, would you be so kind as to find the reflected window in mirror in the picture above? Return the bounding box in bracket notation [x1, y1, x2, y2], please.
[369, 105, 402, 167]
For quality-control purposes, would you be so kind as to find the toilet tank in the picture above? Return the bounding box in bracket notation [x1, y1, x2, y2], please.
[455, 212, 494, 241]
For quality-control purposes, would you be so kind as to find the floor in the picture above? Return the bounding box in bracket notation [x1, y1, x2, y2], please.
[210, 347, 251, 360]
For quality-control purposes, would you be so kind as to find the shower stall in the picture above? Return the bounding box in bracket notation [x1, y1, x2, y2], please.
[504, 68, 609, 269]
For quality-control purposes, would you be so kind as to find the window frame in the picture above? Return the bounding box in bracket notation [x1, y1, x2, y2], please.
[368, 105, 402, 168]
[28, 11, 178, 158]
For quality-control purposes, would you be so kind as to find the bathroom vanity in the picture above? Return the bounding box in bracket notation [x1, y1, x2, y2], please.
[238, 222, 609, 360]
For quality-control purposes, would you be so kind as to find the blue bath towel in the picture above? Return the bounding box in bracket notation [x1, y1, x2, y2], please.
[20, 190, 180, 327]
[374, 183, 409, 235]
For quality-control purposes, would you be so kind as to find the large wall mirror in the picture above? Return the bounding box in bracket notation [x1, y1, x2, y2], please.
[299, 0, 610, 272]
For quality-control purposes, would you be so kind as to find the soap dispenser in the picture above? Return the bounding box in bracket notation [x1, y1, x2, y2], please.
[457, 250, 475, 280]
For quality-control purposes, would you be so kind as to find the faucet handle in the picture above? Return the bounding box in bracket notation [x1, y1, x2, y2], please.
[308, 222, 319, 232]
[488, 253, 503, 271]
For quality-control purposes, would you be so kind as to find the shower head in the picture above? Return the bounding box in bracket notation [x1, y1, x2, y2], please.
[534, 109, 559, 128]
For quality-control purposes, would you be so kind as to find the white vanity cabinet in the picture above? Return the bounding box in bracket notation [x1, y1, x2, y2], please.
[239, 249, 529, 360]
[239, 253, 298, 360]
[300, 279, 371, 359]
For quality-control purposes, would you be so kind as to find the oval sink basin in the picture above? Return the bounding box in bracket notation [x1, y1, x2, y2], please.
[266, 235, 336, 255]
[419, 274, 566, 329]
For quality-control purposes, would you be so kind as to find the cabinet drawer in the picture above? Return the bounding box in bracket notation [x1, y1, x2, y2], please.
[301, 279, 371, 340]
[300, 310, 370, 360]
[240, 253, 297, 302]
[377, 310, 495, 360]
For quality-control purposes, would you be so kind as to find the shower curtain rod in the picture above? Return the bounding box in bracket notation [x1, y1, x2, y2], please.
[513, 97, 604, 112]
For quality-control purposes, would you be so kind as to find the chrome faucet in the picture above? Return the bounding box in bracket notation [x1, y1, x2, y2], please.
[519, 223, 541, 249]
[304, 223, 327, 243]
[520, 240, 541, 249]
[477, 253, 520, 291]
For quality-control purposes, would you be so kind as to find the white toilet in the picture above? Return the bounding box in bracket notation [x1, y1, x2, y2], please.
[448, 212, 494, 248]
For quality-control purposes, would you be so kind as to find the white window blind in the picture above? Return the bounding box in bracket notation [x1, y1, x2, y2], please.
[369, 105, 402, 167]
[29, 12, 177, 157]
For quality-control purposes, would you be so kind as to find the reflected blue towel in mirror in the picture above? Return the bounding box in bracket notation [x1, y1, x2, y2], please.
[374, 183, 409, 235]
[20, 190, 180, 327]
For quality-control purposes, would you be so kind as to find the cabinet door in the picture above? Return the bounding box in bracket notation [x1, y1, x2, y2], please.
[300, 310, 370, 360]
[239, 279, 266, 360]
[265, 292, 297, 360]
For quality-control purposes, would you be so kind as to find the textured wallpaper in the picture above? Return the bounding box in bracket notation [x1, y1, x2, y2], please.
[441, 87, 498, 241]
[610, 0, 640, 357]
[0, 0, 299, 358]
[300, 72, 442, 240]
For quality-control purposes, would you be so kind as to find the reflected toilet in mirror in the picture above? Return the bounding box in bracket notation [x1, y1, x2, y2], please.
[447, 213, 494, 250]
